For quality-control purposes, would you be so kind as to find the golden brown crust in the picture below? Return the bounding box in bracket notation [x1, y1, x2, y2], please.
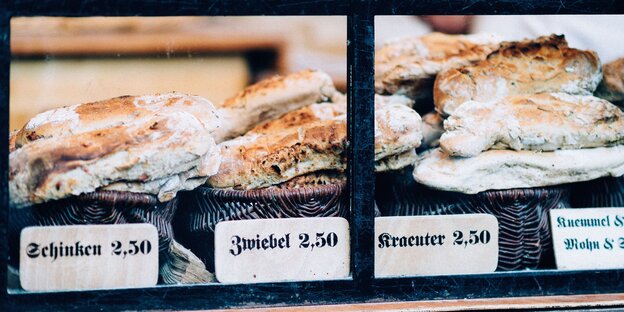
[208, 118, 347, 190]
[14, 93, 219, 149]
[213, 70, 337, 142]
[434, 34, 602, 116]
[274, 170, 345, 189]
[596, 57, 624, 105]
[10, 93, 221, 207]
[250, 102, 346, 134]
[376, 33, 500, 101]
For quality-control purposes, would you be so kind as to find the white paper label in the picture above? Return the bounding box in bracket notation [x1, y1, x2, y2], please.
[20, 224, 159, 292]
[550, 208, 624, 270]
[375, 214, 499, 277]
[214, 217, 350, 284]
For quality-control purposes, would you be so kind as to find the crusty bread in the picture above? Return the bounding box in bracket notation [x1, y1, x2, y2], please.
[14, 93, 220, 148]
[207, 117, 348, 190]
[375, 149, 418, 172]
[209, 95, 423, 188]
[374, 102, 423, 162]
[596, 57, 624, 106]
[376, 33, 500, 105]
[250, 102, 345, 134]
[275, 170, 345, 189]
[9, 93, 221, 207]
[213, 69, 338, 143]
[440, 93, 624, 157]
[413, 147, 624, 194]
[434, 34, 602, 116]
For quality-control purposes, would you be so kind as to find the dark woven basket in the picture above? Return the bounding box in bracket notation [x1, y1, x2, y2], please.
[9, 190, 179, 284]
[570, 176, 624, 208]
[375, 168, 570, 271]
[174, 182, 349, 272]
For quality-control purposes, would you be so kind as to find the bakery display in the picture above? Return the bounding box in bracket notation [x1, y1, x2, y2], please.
[376, 33, 624, 271]
[9, 93, 220, 284]
[175, 72, 423, 271]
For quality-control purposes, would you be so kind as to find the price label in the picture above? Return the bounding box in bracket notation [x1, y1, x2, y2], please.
[214, 217, 349, 284]
[375, 214, 498, 277]
[550, 208, 624, 270]
[20, 224, 159, 291]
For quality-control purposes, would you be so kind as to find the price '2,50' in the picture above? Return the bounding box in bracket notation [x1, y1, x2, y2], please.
[453, 230, 491, 247]
[299, 232, 338, 250]
[111, 240, 152, 258]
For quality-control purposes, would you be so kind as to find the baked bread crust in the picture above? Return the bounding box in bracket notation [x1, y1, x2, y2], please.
[440, 93, 624, 157]
[434, 34, 602, 116]
[213, 69, 337, 142]
[250, 102, 345, 134]
[9, 93, 221, 207]
[413, 147, 624, 194]
[375, 149, 418, 172]
[376, 33, 500, 100]
[209, 95, 423, 188]
[374, 102, 423, 162]
[207, 117, 348, 190]
[596, 57, 624, 105]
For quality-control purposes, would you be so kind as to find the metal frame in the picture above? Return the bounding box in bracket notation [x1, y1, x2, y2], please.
[2, 0, 624, 310]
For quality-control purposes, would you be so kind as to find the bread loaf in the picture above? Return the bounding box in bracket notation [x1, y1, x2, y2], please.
[376, 33, 500, 106]
[440, 93, 624, 157]
[414, 147, 624, 194]
[213, 69, 338, 142]
[434, 34, 602, 116]
[9, 93, 221, 207]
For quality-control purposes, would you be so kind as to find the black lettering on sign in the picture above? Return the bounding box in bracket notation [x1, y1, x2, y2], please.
[25, 241, 103, 261]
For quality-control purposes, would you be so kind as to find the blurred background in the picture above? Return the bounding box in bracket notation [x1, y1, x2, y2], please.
[10, 16, 346, 131]
[376, 15, 624, 62]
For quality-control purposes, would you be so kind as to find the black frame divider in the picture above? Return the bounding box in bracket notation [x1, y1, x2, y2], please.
[2, 0, 624, 311]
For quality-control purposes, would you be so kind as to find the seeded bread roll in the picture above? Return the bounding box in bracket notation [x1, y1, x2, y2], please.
[213, 69, 338, 143]
[434, 34, 602, 116]
[376, 33, 500, 105]
[9, 93, 221, 207]
[413, 147, 624, 194]
[440, 93, 624, 157]
[596, 57, 624, 106]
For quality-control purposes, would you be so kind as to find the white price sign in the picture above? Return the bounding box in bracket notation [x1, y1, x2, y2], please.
[214, 217, 350, 284]
[550, 208, 624, 270]
[20, 224, 159, 291]
[375, 214, 499, 277]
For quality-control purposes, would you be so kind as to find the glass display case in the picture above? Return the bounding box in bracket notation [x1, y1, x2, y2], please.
[2, 0, 624, 310]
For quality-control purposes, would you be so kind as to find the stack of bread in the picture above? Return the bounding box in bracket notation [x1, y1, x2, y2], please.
[572, 57, 624, 207]
[375, 32, 501, 113]
[377, 34, 624, 271]
[174, 70, 424, 272]
[9, 93, 221, 284]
